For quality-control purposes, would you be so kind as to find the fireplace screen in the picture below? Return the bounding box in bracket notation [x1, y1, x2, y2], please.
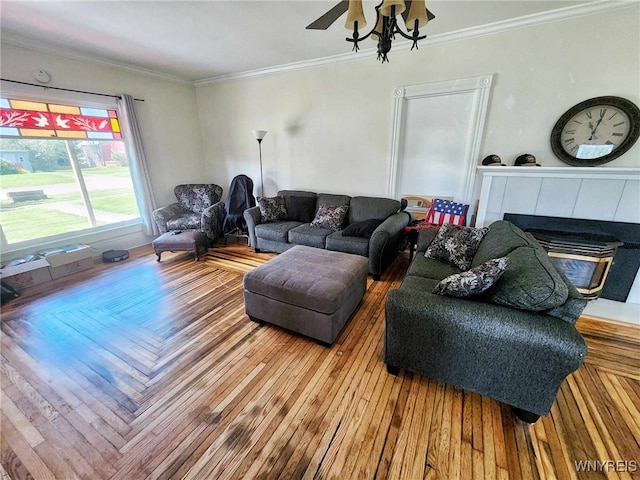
[548, 253, 613, 298]
[530, 231, 623, 300]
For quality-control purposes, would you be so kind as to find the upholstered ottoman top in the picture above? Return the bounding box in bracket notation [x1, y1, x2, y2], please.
[243, 245, 368, 315]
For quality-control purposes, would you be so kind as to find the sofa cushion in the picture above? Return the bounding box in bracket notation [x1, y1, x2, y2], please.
[348, 197, 400, 223]
[342, 218, 383, 238]
[285, 195, 317, 223]
[256, 221, 302, 242]
[406, 255, 463, 281]
[257, 196, 287, 222]
[433, 257, 508, 297]
[326, 231, 370, 256]
[167, 213, 200, 231]
[425, 224, 489, 270]
[400, 275, 441, 293]
[317, 193, 351, 209]
[471, 220, 532, 267]
[289, 223, 332, 248]
[484, 246, 569, 311]
[311, 204, 349, 231]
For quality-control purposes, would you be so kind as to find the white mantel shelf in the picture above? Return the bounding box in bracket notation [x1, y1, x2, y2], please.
[475, 166, 640, 228]
[477, 166, 640, 179]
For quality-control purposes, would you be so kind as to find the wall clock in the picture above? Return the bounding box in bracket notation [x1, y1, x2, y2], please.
[550, 96, 640, 166]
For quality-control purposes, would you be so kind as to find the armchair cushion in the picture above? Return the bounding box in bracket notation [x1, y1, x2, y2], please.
[167, 213, 201, 231]
[174, 184, 223, 213]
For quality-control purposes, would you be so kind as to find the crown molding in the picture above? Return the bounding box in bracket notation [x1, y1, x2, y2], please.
[194, 0, 636, 87]
[1, 36, 193, 86]
[2, 0, 635, 88]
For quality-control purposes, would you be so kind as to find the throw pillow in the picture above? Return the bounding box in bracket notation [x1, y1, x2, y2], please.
[433, 257, 508, 297]
[425, 224, 489, 270]
[483, 245, 569, 311]
[310, 204, 349, 231]
[285, 195, 317, 223]
[342, 218, 384, 238]
[257, 196, 287, 223]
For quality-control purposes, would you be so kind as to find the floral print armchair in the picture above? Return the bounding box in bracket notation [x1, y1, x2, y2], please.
[152, 184, 225, 242]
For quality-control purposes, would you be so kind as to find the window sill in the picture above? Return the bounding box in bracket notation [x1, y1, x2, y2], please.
[1, 219, 150, 261]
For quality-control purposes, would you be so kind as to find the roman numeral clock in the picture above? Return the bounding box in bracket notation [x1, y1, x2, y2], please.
[551, 96, 640, 166]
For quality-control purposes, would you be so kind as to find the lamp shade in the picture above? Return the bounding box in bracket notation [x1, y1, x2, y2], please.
[379, 0, 406, 18]
[404, 0, 429, 30]
[251, 130, 268, 141]
[344, 0, 367, 30]
[371, 10, 384, 40]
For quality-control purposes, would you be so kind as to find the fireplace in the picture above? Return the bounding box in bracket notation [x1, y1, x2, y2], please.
[504, 214, 640, 302]
[527, 230, 623, 299]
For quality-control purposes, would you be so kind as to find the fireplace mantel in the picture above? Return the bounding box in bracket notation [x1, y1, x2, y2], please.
[475, 166, 640, 228]
[474, 165, 640, 315]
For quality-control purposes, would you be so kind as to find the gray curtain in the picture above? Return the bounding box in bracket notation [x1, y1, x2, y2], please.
[117, 94, 159, 236]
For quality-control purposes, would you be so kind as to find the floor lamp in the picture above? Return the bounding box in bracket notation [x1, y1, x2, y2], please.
[251, 129, 267, 197]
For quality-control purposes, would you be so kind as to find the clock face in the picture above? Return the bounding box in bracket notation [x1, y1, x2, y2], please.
[560, 106, 631, 159]
[551, 96, 640, 166]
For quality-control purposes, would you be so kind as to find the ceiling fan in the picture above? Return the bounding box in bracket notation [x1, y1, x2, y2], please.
[306, 0, 435, 62]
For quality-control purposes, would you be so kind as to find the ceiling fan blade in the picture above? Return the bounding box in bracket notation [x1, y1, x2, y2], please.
[306, 0, 350, 30]
[401, 1, 436, 23]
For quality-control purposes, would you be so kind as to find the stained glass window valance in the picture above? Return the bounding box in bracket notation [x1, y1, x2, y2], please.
[0, 98, 122, 140]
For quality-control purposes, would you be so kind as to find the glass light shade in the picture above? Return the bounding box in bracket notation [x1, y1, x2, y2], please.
[251, 129, 267, 140]
[379, 0, 406, 18]
[404, 0, 428, 30]
[345, 0, 367, 30]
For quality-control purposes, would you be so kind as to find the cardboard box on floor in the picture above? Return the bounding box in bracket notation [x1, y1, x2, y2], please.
[38, 245, 95, 279]
[0, 256, 52, 289]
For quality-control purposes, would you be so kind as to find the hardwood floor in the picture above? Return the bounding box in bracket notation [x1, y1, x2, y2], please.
[1, 243, 639, 479]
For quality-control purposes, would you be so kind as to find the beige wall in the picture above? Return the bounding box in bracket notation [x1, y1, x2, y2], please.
[196, 6, 640, 199]
[0, 43, 206, 208]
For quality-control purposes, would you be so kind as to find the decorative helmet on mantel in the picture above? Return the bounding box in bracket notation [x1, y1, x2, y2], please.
[515, 154, 541, 166]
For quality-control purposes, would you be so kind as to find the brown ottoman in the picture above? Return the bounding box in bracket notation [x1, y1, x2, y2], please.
[243, 245, 368, 346]
[152, 231, 208, 262]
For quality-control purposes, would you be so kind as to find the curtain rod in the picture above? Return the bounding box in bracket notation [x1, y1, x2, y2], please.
[0, 78, 144, 102]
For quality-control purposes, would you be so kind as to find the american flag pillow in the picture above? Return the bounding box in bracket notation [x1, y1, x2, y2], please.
[426, 199, 469, 226]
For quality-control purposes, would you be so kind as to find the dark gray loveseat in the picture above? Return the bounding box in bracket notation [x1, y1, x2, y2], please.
[385, 220, 588, 422]
[244, 190, 411, 278]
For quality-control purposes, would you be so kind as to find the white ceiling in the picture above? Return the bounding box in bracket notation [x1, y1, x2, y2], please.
[1, 1, 598, 83]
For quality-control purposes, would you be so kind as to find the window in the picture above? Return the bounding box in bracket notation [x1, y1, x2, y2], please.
[0, 96, 140, 246]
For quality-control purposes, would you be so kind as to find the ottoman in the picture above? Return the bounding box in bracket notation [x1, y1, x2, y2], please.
[243, 245, 368, 346]
[152, 231, 208, 262]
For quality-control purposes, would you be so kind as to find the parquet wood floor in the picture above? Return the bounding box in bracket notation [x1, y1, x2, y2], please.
[1, 242, 638, 479]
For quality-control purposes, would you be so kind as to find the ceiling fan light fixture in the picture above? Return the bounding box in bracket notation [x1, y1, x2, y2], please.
[370, 10, 384, 40]
[345, 0, 367, 30]
[405, 0, 429, 30]
[379, 0, 406, 18]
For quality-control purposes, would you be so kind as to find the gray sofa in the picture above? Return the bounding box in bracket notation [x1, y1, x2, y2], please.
[244, 190, 411, 279]
[385, 220, 588, 422]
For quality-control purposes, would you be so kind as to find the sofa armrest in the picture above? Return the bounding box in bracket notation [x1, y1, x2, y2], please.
[152, 202, 184, 234]
[385, 287, 587, 415]
[369, 211, 411, 276]
[202, 201, 226, 241]
[243, 205, 262, 248]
